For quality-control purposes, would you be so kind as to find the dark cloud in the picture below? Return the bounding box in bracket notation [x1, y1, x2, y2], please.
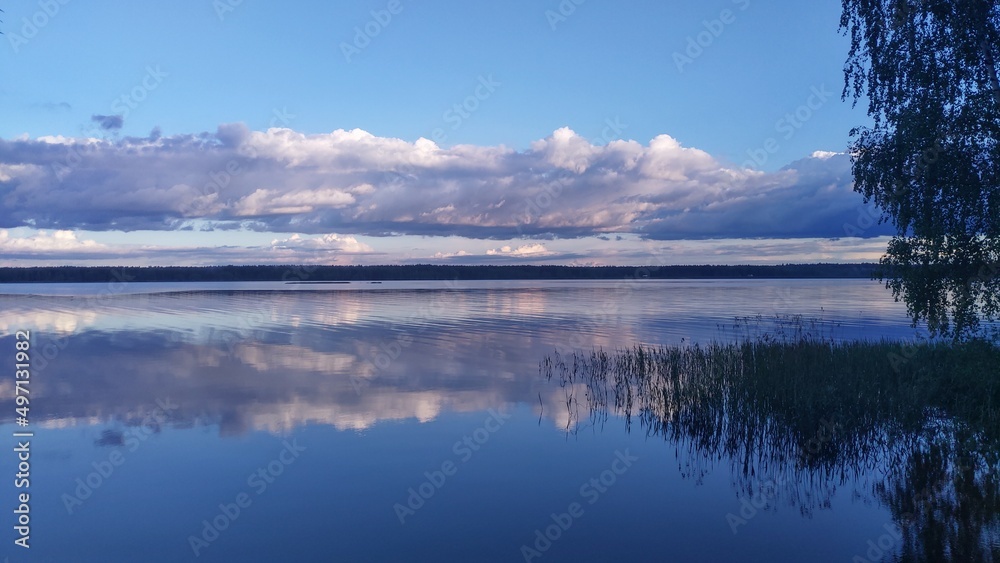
[94, 429, 125, 447]
[34, 101, 72, 112]
[91, 114, 124, 131]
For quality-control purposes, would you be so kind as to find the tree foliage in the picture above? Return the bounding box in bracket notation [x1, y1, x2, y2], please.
[841, 0, 1000, 339]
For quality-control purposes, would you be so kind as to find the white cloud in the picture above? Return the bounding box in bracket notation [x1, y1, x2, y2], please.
[270, 233, 374, 254]
[486, 243, 552, 257]
[0, 229, 378, 267]
[431, 250, 471, 259]
[530, 126, 600, 173]
[811, 150, 840, 160]
[0, 164, 40, 182]
[0, 229, 106, 253]
[235, 187, 355, 216]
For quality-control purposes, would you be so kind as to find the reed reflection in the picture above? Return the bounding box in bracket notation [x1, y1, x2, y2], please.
[541, 320, 1000, 561]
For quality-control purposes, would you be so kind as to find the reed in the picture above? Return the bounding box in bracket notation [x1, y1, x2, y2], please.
[541, 317, 1000, 560]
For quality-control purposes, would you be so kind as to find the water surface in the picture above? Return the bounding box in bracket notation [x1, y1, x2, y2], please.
[0, 279, 974, 562]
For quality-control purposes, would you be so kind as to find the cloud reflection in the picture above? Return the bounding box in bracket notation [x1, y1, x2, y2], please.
[2, 281, 918, 437]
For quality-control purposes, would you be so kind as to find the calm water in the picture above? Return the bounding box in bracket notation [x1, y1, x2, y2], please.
[0, 279, 984, 562]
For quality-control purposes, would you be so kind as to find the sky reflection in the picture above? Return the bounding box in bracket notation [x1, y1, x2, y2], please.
[0, 280, 942, 562]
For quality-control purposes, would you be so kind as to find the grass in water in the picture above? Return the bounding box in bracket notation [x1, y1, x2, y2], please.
[541, 316, 1000, 562]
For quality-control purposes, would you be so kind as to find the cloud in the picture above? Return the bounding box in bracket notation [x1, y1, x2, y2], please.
[0, 126, 892, 241]
[35, 101, 73, 112]
[0, 229, 108, 256]
[811, 150, 840, 160]
[0, 226, 890, 267]
[421, 242, 589, 264]
[431, 250, 471, 259]
[413, 235, 889, 266]
[0, 229, 377, 266]
[235, 187, 355, 216]
[91, 114, 124, 131]
[270, 233, 374, 254]
[486, 243, 551, 257]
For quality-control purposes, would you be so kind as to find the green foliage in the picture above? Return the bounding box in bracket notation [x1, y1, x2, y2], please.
[840, 0, 1000, 339]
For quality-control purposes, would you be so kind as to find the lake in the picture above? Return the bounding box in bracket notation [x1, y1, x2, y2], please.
[0, 279, 992, 562]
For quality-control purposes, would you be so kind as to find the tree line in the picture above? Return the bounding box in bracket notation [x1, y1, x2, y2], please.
[0, 263, 879, 283]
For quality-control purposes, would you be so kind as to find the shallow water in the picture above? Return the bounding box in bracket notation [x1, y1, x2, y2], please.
[0, 279, 983, 562]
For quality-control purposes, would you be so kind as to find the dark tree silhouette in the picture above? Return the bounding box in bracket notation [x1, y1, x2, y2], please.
[0, 263, 878, 283]
[840, 0, 1000, 340]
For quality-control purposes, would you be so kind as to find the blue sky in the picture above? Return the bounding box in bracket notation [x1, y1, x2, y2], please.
[0, 0, 890, 266]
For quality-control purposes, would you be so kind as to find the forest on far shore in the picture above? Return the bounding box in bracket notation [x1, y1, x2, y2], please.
[0, 263, 879, 283]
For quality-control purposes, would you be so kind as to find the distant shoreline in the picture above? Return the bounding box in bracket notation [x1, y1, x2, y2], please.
[0, 264, 880, 283]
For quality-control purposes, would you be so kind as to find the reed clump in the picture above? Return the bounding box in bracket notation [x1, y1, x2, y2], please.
[542, 315, 1000, 505]
[541, 316, 1000, 559]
